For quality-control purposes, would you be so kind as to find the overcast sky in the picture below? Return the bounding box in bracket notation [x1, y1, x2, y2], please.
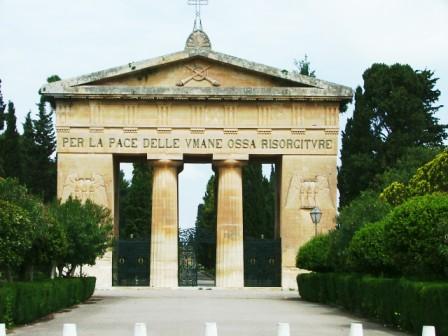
[1, 0, 447, 228]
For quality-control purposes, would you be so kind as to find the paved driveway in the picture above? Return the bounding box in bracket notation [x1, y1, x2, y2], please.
[12, 288, 408, 336]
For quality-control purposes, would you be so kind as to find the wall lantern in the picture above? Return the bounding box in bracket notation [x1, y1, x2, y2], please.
[310, 207, 322, 236]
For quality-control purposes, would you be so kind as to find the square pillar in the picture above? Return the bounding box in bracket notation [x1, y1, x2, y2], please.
[150, 159, 182, 288]
[214, 159, 245, 288]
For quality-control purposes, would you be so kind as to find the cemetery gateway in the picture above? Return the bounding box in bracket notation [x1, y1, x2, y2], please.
[42, 29, 352, 289]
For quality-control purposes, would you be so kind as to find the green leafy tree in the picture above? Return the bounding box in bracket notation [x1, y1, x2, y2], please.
[0, 178, 67, 280]
[294, 54, 316, 77]
[372, 146, 441, 191]
[1, 102, 22, 180]
[338, 64, 447, 207]
[50, 198, 112, 276]
[0, 200, 34, 281]
[381, 150, 448, 206]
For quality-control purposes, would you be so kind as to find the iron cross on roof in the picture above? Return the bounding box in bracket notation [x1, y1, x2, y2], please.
[188, 0, 208, 31]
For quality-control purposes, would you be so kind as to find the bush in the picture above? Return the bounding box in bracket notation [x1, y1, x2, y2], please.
[0, 178, 68, 280]
[329, 191, 391, 270]
[346, 221, 393, 275]
[50, 198, 112, 276]
[0, 277, 95, 328]
[0, 200, 34, 280]
[297, 273, 448, 335]
[296, 233, 333, 272]
[384, 194, 448, 278]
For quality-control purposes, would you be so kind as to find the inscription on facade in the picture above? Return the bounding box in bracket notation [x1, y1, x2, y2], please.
[61, 136, 334, 152]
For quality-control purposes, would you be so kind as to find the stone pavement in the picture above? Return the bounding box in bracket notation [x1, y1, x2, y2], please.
[11, 288, 408, 336]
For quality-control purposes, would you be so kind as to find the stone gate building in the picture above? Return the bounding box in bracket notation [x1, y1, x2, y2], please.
[42, 29, 352, 289]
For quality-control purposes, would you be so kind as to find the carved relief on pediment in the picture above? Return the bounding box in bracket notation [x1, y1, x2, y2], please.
[285, 174, 335, 210]
[61, 173, 108, 207]
[176, 64, 220, 87]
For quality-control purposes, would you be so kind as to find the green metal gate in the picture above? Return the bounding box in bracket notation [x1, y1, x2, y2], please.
[113, 240, 150, 286]
[178, 228, 198, 286]
[244, 238, 281, 287]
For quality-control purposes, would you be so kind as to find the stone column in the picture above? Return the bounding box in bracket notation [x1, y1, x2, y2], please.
[215, 160, 245, 288]
[150, 159, 182, 288]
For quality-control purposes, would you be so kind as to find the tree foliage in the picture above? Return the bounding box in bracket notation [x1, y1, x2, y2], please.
[50, 198, 112, 276]
[381, 150, 448, 206]
[0, 200, 34, 281]
[338, 63, 447, 207]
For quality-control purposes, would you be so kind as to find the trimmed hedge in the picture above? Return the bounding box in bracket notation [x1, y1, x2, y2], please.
[298, 273, 448, 335]
[0, 277, 96, 327]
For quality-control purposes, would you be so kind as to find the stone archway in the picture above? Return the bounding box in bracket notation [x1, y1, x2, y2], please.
[42, 29, 352, 289]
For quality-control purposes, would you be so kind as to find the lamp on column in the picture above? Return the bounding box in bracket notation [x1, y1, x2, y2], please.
[309, 207, 322, 236]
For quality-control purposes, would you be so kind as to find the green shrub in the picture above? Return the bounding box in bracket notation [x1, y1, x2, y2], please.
[0, 178, 68, 280]
[296, 233, 333, 272]
[384, 194, 448, 278]
[346, 221, 393, 275]
[50, 198, 112, 276]
[297, 273, 448, 335]
[0, 277, 95, 328]
[330, 191, 391, 270]
[0, 200, 34, 280]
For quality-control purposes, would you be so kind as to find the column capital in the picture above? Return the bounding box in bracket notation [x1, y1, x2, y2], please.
[151, 159, 183, 169]
[212, 153, 249, 162]
[213, 159, 247, 169]
[147, 153, 183, 161]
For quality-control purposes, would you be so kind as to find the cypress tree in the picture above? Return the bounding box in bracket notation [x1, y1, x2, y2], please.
[32, 84, 57, 201]
[195, 175, 217, 269]
[0, 80, 6, 175]
[118, 170, 131, 239]
[242, 163, 276, 239]
[1, 102, 22, 179]
[0, 80, 5, 130]
[21, 112, 39, 191]
[121, 161, 152, 239]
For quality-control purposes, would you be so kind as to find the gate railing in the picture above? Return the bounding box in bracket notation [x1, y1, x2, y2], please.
[1, 323, 437, 336]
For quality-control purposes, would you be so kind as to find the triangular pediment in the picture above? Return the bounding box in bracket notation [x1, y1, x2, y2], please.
[88, 56, 309, 89]
[41, 48, 353, 100]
